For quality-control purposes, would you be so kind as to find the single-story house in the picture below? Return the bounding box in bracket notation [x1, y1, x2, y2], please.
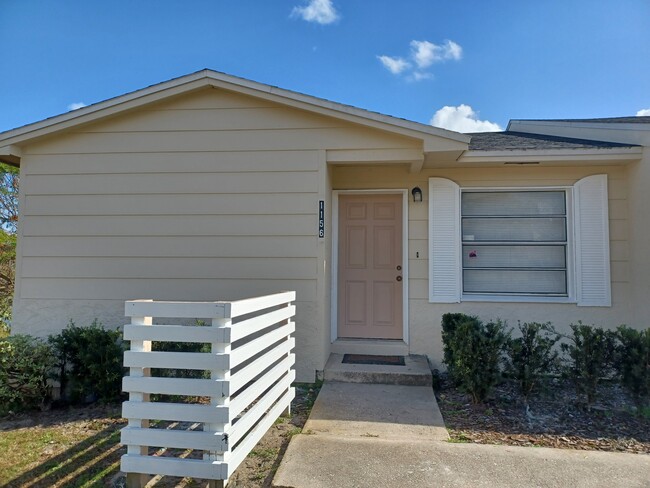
[1, 70, 648, 382]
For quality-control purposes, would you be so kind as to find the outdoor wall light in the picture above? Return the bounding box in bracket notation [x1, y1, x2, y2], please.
[411, 186, 423, 203]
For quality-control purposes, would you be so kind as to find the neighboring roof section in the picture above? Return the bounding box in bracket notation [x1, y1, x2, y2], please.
[468, 131, 639, 151]
[512, 116, 650, 125]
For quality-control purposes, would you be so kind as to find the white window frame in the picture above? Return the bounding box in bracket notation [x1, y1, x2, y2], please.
[429, 175, 610, 306]
[458, 186, 576, 303]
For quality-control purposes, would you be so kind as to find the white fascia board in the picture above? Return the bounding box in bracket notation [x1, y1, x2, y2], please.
[457, 146, 644, 164]
[0, 69, 470, 149]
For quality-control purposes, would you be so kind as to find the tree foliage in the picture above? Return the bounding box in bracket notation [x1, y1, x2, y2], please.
[0, 162, 18, 334]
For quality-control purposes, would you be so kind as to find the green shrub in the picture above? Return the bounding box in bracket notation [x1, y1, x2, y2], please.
[444, 316, 508, 403]
[49, 320, 124, 404]
[0, 335, 56, 414]
[441, 313, 477, 382]
[504, 322, 560, 401]
[151, 321, 210, 380]
[614, 325, 650, 407]
[561, 322, 616, 406]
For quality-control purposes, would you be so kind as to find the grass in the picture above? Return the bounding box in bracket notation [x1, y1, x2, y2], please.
[0, 408, 124, 487]
[1, 380, 324, 487]
[284, 427, 302, 438]
[447, 432, 472, 444]
[248, 447, 280, 461]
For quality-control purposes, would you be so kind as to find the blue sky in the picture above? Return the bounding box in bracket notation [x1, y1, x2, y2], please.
[1, 0, 649, 133]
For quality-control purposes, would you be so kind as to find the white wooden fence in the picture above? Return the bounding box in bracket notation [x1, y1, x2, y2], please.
[120, 291, 296, 487]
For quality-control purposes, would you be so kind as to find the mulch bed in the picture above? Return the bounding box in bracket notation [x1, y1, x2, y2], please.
[435, 375, 650, 454]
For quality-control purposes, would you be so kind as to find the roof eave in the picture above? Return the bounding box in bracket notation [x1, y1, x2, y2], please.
[457, 146, 644, 164]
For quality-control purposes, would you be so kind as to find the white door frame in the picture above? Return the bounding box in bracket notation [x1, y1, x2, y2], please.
[330, 189, 409, 344]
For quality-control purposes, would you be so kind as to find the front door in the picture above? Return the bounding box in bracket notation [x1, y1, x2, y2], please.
[337, 194, 403, 339]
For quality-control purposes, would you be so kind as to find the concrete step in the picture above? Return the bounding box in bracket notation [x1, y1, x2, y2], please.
[323, 353, 432, 386]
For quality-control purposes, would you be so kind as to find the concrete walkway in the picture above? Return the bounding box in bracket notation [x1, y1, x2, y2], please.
[273, 382, 650, 488]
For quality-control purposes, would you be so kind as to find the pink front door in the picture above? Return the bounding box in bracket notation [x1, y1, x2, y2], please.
[337, 194, 403, 340]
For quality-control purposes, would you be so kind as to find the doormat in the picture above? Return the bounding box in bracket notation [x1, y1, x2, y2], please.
[342, 354, 405, 366]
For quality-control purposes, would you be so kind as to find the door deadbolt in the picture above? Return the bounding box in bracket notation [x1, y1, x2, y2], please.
[396, 265, 402, 271]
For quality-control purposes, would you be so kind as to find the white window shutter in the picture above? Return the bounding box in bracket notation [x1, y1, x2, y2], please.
[574, 174, 611, 307]
[429, 177, 461, 302]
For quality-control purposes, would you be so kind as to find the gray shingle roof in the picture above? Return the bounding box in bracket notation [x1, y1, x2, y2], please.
[514, 116, 650, 124]
[467, 131, 639, 151]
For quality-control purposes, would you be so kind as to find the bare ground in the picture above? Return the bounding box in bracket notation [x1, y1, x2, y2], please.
[435, 375, 650, 454]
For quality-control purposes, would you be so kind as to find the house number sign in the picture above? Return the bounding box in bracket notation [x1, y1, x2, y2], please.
[318, 200, 325, 238]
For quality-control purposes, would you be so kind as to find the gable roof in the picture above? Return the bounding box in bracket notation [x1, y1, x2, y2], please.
[0, 69, 470, 159]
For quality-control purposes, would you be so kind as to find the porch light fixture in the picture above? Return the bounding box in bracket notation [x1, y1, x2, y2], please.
[411, 186, 423, 203]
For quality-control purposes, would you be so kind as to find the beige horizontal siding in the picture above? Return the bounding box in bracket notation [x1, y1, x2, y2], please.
[21, 257, 316, 280]
[76, 107, 343, 133]
[332, 165, 627, 196]
[24, 193, 315, 216]
[21, 236, 318, 258]
[147, 88, 279, 110]
[20, 278, 317, 301]
[22, 214, 316, 237]
[23, 171, 318, 195]
[25, 128, 415, 155]
[24, 151, 319, 175]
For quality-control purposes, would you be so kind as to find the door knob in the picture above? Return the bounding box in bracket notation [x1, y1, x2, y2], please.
[396, 276, 402, 282]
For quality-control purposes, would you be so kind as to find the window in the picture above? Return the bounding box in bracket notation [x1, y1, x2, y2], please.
[461, 190, 568, 296]
[428, 175, 611, 306]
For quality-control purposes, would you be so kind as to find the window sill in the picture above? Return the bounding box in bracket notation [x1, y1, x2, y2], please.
[460, 294, 576, 304]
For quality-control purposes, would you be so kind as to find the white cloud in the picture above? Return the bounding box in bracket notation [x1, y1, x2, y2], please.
[291, 0, 339, 24]
[67, 102, 87, 111]
[410, 71, 434, 82]
[378, 39, 462, 80]
[636, 108, 650, 116]
[410, 40, 463, 68]
[430, 105, 502, 133]
[377, 55, 411, 74]
[443, 40, 463, 61]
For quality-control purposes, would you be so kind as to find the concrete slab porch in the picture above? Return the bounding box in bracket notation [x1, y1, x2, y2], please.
[273, 382, 650, 488]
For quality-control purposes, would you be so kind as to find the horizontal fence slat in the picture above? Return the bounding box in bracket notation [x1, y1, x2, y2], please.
[230, 322, 295, 369]
[123, 376, 227, 397]
[228, 291, 296, 317]
[121, 454, 226, 480]
[227, 387, 295, 478]
[126, 300, 227, 319]
[229, 338, 295, 394]
[229, 354, 295, 420]
[123, 401, 229, 424]
[124, 324, 230, 344]
[230, 306, 294, 342]
[121, 426, 228, 452]
[124, 351, 229, 371]
[228, 371, 295, 446]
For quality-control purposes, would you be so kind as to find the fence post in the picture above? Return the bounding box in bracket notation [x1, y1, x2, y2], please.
[125, 309, 153, 488]
[282, 297, 294, 418]
[205, 308, 232, 488]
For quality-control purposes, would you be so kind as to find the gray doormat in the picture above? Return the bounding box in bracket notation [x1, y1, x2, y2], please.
[342, 354, 405, 366]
